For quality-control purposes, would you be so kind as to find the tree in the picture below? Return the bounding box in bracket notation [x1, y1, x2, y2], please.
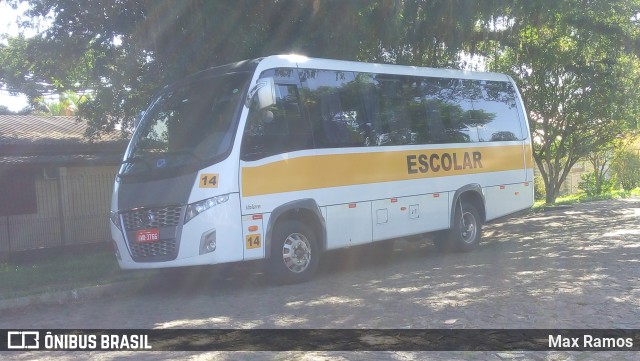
[2, 1, 402, 136]
[579, 143, 617, 196]
[374, 0, 511, 67]
[612, 134, 640, 190]
[36, 91, 89, 116]
[4, 0, 640, 178]
[489, 0, 640, 203]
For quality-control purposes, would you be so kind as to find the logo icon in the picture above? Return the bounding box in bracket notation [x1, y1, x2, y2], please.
[136, 210, 155, 228]
[7, 331, 39, 349]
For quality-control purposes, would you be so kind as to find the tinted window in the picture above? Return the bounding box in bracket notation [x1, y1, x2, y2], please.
[242, 68, 523, 158]
[241, 69, 312, 160]
[471, 81, 523, 141]
[299, 70, 368, 148]
[366, 74, 414, 146]
[415, 78, 480, 144]
[356, 74, 487, 146]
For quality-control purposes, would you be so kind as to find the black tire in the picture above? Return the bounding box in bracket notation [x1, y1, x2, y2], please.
[268, 220, 320, 284]
[435, 201, 482, 252]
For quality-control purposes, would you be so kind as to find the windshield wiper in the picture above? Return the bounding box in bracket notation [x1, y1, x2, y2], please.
[120, 156, 152, 172]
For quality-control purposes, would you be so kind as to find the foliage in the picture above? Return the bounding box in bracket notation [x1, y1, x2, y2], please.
[2, 0, 640, 162]
[613, 149, 640, 190]
[584, 140, 616, 197]
[489, 0, 640, 204]
[0, 34, 97, 105]
[578, 172, 616, 196]
[35, 91, 90, 116]
[533, 187, 640, 210]
[1, 0, 397, 136]
[381, 0, 502, 66]
[533, 174, 546, 201]
[0, 0, 512, 136]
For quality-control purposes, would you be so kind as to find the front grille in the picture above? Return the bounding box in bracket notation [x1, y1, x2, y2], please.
[119, 205, 183, 262]
[129, 238, 178, 261]
[121, 206, 183, 231]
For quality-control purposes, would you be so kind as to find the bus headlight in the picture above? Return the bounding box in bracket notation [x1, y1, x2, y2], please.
[184, 194, 229, 224]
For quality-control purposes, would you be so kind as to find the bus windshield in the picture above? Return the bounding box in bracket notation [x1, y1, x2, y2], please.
[119, 73, 250, 178]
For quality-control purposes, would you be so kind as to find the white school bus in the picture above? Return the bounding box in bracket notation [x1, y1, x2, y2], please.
[110, 55, 534, 283]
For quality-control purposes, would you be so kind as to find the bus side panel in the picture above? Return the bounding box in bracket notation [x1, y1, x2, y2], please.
[481, 135, 531, 221]
[371, 193, 448, 242]
[484, 182, 533, 220]
[325, 201, 372, 249]
[241, 214, 265, 260]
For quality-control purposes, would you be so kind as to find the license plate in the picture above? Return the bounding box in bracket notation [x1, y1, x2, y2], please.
[136, 229, 160, 243]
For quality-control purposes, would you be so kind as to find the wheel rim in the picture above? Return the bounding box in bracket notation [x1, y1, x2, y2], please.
[460, 211, 477, 244]
[282, 232, 312, 274]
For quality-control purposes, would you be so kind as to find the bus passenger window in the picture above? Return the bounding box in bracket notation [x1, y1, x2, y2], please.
[275, 84, 313, 152]
[415, 78, 479, 144]
[300, 70, 366, 148]
[473, 81, 523, 142]
[241, 84, 311, 160]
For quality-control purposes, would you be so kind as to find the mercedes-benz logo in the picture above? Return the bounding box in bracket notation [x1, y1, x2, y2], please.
[136, 210, 155, 227]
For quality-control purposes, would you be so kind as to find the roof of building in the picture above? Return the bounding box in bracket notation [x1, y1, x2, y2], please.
[0, 115, 129, 166]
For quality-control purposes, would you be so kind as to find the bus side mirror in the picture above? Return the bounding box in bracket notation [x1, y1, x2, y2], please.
[246, 77, 276, 110]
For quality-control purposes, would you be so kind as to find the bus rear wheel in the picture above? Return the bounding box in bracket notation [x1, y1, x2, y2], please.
[269, 220, 319, 284]
[435, 201, 482, 252]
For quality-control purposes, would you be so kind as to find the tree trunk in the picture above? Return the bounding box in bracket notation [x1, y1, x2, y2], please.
[545, 184, 560, 204]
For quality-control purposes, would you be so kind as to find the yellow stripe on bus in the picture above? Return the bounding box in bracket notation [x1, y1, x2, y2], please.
[525, 143, 535, 170]
[242, 145, 526, 197]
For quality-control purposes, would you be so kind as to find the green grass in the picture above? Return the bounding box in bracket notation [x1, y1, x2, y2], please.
[533, 187, 640, 210]
[0, 247, 156, 300]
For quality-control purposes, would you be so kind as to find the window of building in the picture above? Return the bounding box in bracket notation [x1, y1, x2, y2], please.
[0, 169, 37, 216]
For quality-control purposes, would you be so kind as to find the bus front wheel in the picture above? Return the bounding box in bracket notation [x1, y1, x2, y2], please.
[269, 220, 319, 284]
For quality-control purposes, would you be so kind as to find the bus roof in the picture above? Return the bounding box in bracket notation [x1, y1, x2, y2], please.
[255, 54, 512, 82]
[164, 54, 513, 94]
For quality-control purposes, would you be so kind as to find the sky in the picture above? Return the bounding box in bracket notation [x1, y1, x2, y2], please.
[0, 2, 34, 111]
